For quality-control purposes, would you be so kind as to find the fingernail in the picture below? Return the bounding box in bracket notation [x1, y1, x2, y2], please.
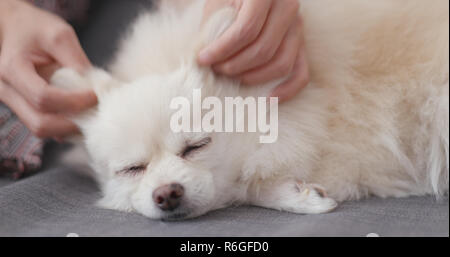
[269, 88, 280, 98]
[198, 49, 212, 65]
[83, 91, 99, 106]
[269, 90, 284, 103]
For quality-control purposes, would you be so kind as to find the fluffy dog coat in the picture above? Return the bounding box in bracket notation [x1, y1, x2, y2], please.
[52, 0, 449, 219]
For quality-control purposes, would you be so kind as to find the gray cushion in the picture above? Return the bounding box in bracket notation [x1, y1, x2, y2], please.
[0, 150, 448, 237]
[0, 180, 12, 188]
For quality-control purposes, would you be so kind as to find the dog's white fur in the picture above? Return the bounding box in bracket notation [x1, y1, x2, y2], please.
[52, 0, 449, 220]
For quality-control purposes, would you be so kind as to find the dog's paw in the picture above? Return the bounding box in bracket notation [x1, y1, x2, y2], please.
[287, 181, 338, 214]
[249, 179, 338, 215]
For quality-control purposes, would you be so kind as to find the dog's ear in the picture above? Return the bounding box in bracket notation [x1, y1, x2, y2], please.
[51, 67, 119, 98]
[50, 68, 120, 130]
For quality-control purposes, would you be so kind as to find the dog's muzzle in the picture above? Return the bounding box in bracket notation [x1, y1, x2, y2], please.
[152, 183, 185, 212]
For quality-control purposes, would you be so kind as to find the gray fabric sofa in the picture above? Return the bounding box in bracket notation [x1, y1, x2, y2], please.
[0, 0, 448, 237]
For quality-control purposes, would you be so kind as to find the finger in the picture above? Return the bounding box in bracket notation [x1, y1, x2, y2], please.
[214, 0, 300, 76]
[36, 63, 61, 81]
[0, 82, 80, 139]
[238, 17, 303, 85]
[47, 26, 91, 73]
[198, 0, 272, 66]
[4, 59, 97, 113]
[270, 48, 310, 103]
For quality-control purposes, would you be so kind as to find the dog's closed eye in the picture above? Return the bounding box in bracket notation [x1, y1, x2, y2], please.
[180, 137, 212, 158]
[117, 164, 147, 176]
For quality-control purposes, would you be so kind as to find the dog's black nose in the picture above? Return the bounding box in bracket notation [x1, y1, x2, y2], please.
[152, 183, 184, 211]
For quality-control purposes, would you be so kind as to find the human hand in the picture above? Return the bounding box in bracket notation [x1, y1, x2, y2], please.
[0, 0, 97, 139]
[198, 0, 310, 102]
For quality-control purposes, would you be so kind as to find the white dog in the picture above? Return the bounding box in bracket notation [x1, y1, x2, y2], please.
[51, 0, 449, 220]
